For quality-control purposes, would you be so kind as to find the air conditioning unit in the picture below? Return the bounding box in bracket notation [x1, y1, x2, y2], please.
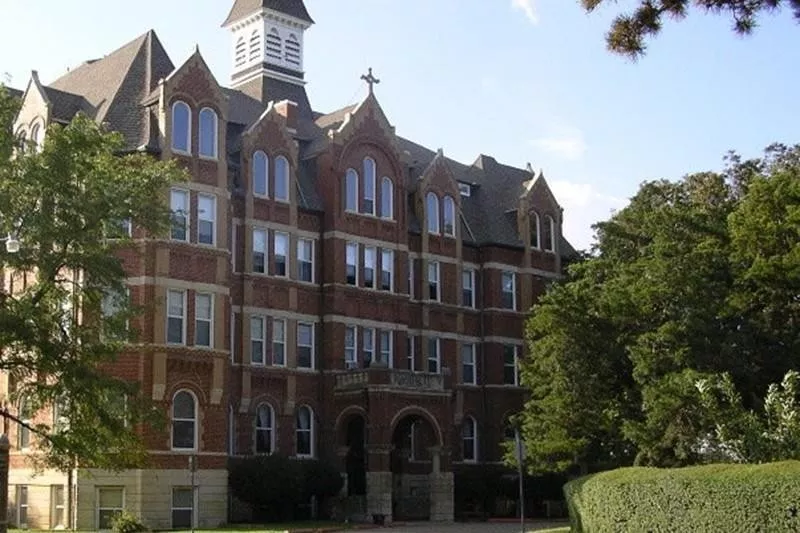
[345, 361, 358, 370]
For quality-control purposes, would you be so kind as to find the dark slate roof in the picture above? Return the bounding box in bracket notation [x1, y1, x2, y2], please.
[223, 0, 314, 26]
[5, 87, 23, 99]
[42, 86, 93, 123]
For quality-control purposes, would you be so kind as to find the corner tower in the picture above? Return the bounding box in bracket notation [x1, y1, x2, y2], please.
[223, 0, 314, 103]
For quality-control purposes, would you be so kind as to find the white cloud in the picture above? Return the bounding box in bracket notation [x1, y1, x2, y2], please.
[549, 180, 628, 251]
[530, 133, 587, 160]
[511, 0, 539, 24]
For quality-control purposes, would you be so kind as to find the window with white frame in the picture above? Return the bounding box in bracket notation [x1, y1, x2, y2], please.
[428, 337, 440, 374]
[253, 151, 269, 197]
[171, 390, 197, 450]
[170, 189, 189, 241]
[16, 485, 28, 528]
[364, 246, 376, 289]
[443, 195, 456, 237]
[381, 249, 394, 291]
[198, 108, 218, 159]
[380, 177, 393, 219]
[362, 327, 375, 367]
[275, 155, 290, 202]
[198, 194, 216, 245]
[296, 406, 314, 457]
[346, 242, 358, 285]
[194, 293, 213, 348]
[426, 192, 440, 234]
[272, 318, 286, 366]
[51, 484, 65, 529]
[379, 330, 392, 367]
[171, 101, 191, 153]
[501, 271, 516, 310]
[530, 211, 540, 249]
[297, 323, 314, 369]
[428, 261, 440, 301]
[298, 238, 313, 282]
[166, 289, 186, 345]
[462, 343, 476, 385]
[274, 232, 288, 277]
[503, 345, 519, 386]
[345, 169, 358, 212]
[171, 487, 195, 529]
[544, 215, 555, 252]
[250, 316, 265, 365]
[101, 286, 129, 340]
[96, 487, 123, 530]
[253, 228, 267, 274]
[362, 157, 376, 215]
[462, 268, 475, 308]
[255, 404, 275, 454]
[407, 335, 416, 371]
[462, 416, 478, 462]
[408, 257, 415, 298]
[344, 326, 357, 369]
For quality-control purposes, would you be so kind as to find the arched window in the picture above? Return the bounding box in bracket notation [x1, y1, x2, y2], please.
[443, 195, 456, 237]
[172, 390, 197, 450]
[198, 107, 218, 159]
[296, 405, 314, 457]
[253, 151, 269, 197]
[543, 215, 555, 252]
[171, 101, 191, 154]
[462, 416, 477, 462]
[362, 158, 376, 215]
[380, 177, 393, 219]
[426, 192, 440, 234]
[266, 28, 282, 61]
[274, 155, 290, 202]
[530, 212, 540, 249]
[14, 127, 27, 153]
[285, 34, 301, 67]
[345, 169, 358, 212]
[249, 30, 261, 63]
[235, 37, 246, 67]
[255, 404, 275, 454]
[30, 123, 43, 152]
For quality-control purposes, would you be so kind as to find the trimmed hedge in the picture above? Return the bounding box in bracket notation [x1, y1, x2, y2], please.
[565, 461, 800, 532]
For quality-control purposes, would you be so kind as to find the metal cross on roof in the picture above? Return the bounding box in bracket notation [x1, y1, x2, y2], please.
[360, 67, 380, 94]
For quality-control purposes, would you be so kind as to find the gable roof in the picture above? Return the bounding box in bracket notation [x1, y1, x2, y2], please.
[223, 0, 314, 26]
[5, 87, 23, 100]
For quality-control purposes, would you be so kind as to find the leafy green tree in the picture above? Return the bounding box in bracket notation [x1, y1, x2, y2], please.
[581, 0, 800, 58]
[0, 85, 186, 470]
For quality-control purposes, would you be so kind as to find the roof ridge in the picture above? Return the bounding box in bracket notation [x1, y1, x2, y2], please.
[49, 30, 151, 87]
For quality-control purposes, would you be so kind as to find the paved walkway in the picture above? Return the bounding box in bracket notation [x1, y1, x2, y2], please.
[355, 520, 569, 533]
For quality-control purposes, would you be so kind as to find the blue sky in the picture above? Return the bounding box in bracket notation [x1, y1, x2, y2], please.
[2, 1, 798, 250]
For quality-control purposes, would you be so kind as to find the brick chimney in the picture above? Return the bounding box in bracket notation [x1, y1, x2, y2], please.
[274, 100, 298, 132]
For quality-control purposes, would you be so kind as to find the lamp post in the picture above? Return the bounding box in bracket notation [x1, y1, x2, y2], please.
[1, 234, 19, 254]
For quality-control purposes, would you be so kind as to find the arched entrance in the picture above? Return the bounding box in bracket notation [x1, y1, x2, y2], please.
[390, 412, 440, 521]
[344, 415, 367, 496]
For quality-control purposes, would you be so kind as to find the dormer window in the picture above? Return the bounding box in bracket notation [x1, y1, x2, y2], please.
[198, 108, 218, 159]
[380, 177, 393, 219]
[275, 156, 290, 202]
[249, 30, 261, 63]
[235, 37, 246, 67]
[458, 182, 471, 197]
[345, 169, 358, 212]
[530, 212, 540, 249]
[285, 34, 301, 68]
[426, 192, 440, 234]
[266, 28, 282, 62]
[543, 215, 555, 252]
[171, 101, 191, 154]
[253, 151, 269, 197]
[443, 195, 456, 237]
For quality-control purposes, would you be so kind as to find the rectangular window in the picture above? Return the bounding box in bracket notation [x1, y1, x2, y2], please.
[253, 228, 267, 274]
[250, 316, 265, 365]
[197, 193, 216, 245]
[194, 293, 213, 348]
[101, 286, 130, 340]
[502, 271, 516, 310]
[381, 249, 394, 291]
[97, 487, 124, 530]
[51, 485, 65, 529]
[170, 189, 189, 241]
[503, 345, 519, 386]
[274, 232, 288, 277]
[364, 246, 376, 289]
[297, 322, 314, 369]
[380, 330, 392, 367]
[272, 319, 286, 366]
[171, 487, 195, 529]
[362, 327, 375, 367]
[408, 257, 415, 298]
[345, 326, 357, 369]
[428, 337, 440, 374]
[462, 269, 475, 308]
[166, 289, 186, 345]
[462, 343, 476, 385]
[407, 335, 416, 371]
[346, 242, 358, 286]
[297, 238, 313, 283]
[428, 261, 440, 302]
[16, 485, 28, 528]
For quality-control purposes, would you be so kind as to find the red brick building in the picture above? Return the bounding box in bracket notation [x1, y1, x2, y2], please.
[8, 0, 574, 528]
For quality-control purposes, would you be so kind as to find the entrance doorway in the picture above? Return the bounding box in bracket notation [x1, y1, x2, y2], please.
[390, 414, 438, 521]
[344, 415, 367, 496]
